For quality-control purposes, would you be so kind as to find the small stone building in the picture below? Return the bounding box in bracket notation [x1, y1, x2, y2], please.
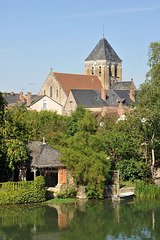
[23, 141, 68, 188]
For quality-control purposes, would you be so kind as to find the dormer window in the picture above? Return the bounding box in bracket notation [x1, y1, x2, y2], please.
[92, 67, 94, 75]
[50, 86, 52, 97]
[99, 66, 101, 77]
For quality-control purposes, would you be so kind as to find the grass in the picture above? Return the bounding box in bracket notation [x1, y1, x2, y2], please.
[120, 180, 136, 188]
[44, 198, 76, 204]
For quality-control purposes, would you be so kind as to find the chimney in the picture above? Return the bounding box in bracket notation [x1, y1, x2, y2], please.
[130, 90, 135, 102]
[27, 92, 31, 106]
[10, 92, 14, 95]
[101, 88, 106, 101]
[118, 101, 125, 116]
[19, 91, 25, 102]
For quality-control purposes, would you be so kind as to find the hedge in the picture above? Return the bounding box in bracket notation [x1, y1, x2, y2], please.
[0, 176, 46, 205]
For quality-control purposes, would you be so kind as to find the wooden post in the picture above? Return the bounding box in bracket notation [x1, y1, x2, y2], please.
[117, 170, 119, 196]
[33, 168, 37, 180]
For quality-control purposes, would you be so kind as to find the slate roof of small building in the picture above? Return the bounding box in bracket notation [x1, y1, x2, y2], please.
[106, 90, 136, 106]
[71, 89, 108, 108]
[4, 93, 22, 105]
[70, 89, 136, 108]
[111, 81, 135, 90]
[26, 141, 62, 168]
[3, 93, 37, 105]
[85, 37, 122, 62]
[53, 72, 102, 96]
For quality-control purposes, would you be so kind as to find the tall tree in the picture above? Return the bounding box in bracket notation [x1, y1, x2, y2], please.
[133, 41, 160, 169]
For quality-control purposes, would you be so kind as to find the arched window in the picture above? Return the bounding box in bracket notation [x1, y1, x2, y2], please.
[99, 66, 101, 77]
[50, 86, 52, 97]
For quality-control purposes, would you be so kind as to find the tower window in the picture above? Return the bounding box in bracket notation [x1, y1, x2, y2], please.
[92, 67, 94, 75]
[99, 66, 101, 77]
[44, 90, 46, 95]
[115, 64, 117, 77]
[50, 86, 52, 97]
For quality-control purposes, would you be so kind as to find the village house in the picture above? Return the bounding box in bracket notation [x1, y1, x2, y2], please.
[19, 140, 71, 192]
[3, 91, 37, 108]
[29, 95, 63, 114]
[63, 88, 136, 116]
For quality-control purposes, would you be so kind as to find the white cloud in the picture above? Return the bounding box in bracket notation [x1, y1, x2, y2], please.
[59, 7, 155, 19]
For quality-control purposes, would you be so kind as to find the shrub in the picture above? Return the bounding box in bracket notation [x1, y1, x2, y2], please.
[57, 187, 77, 199]
[0, 176, 46, 205]
[135, 181, 160, 198]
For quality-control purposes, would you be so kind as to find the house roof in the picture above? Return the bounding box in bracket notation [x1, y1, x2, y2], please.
[106, 90, 136, 106]
[53, 72, 102, 96]
[3, 93, 37, 106]
[70, 89, 136, 109]
[85, 37, 122, 62]
[4, 93, 22, 105]
[26, 141, 62, 168]
[30, 95, 62, 106]
[111, 81, 136, 90]
[71, 89, 108, 108]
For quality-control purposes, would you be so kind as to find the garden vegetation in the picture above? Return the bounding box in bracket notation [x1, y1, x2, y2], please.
[0, 41, 159, 199]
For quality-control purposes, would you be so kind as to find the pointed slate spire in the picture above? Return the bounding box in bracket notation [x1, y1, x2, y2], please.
[85, 37, 122, 62]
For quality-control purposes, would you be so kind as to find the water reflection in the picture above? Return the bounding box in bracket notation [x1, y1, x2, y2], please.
[0, 199, 160, 240]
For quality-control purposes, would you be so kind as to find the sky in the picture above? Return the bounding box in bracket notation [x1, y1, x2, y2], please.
[0, 0, 160, 94]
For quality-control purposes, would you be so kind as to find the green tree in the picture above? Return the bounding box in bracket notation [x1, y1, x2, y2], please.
[132, 41, 160, 169]
[61, 110, 111, 198]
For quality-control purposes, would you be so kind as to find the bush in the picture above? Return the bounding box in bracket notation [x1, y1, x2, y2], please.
[57, 187, 77, 199]
[117, 159, 143, 182]
[0, 176, 46, 205]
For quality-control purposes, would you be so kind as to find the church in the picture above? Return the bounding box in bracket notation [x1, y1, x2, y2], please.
[30, 36, 136, 115]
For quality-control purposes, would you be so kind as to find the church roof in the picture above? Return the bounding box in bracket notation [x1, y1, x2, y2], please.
[85, 37, 122, 62]
[111, 81, 136, 90]
[53, 72, 102, 96]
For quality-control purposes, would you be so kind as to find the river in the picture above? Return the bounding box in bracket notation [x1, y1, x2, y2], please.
[0, 198, 160, 240]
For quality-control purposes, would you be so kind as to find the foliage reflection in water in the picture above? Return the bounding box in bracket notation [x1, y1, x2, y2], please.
[0, 199, 160, 240]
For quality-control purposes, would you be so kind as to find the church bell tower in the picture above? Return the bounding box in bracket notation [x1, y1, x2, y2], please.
[85, 36, 122, 90]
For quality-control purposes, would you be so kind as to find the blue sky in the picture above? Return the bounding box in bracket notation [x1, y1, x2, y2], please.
[0, 0, 160, 94]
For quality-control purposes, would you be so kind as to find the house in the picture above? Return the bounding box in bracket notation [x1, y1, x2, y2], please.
[3, 91, 37, 108]
[29, 95, 63, 114]
[63, 88, 136, 116]
[63, 89, 108, 115]
[19, 141, 68, 189]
